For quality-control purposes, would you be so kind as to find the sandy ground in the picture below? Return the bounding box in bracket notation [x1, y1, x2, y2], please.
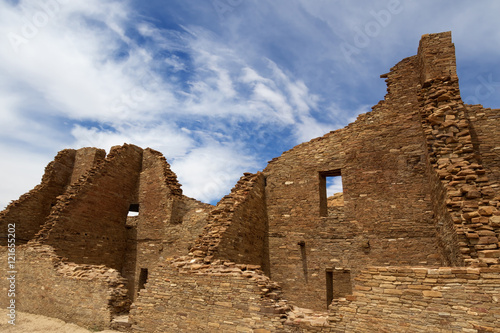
[0, 310, 121, 333]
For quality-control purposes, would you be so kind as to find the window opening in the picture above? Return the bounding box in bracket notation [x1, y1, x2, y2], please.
[138, 268, 148, 292]
[128, 203, 139, 217]
[319, 170, 342, 217]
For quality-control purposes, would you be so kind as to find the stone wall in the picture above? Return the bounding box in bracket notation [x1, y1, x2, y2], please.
[262, 39, 442, 311]
[0, 147, 105, 246]
[0, 245, 129, 330]
[416, 32, 500, 266]
[70, 147, 106, 184]
[35, 144, 143, 271]
[0, 31, 499, 332]
[130, 257, 287, 333]
[330, 266, 500, 333]
[466, 104, 500, 185]
[122, 148, 212, 301]
[0, 149, 76, 245]
[190, 172, 269, 274]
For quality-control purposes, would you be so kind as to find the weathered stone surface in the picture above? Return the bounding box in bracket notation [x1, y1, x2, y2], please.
[1, 31, 499, 333]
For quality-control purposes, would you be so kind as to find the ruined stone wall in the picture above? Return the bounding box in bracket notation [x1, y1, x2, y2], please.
[0, 245, 129, 330]
[190, 172, 269, 273]
[345, 55, 440, 268]
[129, 257, 288, 333]
[263, 47, 441, 311]
[70, 147, 106, 184]
[416, 32, 500, 266]
[0, 147, 107, 246]
[330, 266, 500, 333]
[466, 104, 500, 184]
[122, 148, 211, 300]
[0, 149, 76, 245]
[35, 144, 143, 271]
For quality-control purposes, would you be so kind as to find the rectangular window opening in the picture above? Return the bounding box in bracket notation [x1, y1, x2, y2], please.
[138, 268, 148, 292]
[128, 203, 140, 217]
[319, 170, 343, 217]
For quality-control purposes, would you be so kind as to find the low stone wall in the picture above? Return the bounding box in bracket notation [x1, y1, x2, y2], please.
[129, 257, 288, 332]
[0, 245, 129, 330]
[330, 266, 500, 332]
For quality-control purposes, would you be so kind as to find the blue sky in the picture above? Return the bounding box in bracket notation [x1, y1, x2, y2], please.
[1, 0, 499, 208]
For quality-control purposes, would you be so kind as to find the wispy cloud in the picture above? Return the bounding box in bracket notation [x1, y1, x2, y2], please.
[0, 0, 499, 208]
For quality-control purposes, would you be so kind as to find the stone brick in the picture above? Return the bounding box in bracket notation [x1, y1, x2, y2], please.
[1, 31, 499, 333]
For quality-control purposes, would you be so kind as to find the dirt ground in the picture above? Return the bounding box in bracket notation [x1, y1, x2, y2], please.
[0, 310, 120, 333]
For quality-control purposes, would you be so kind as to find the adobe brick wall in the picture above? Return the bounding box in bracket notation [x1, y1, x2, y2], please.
[330, 267, 500, 333]
[0, 245, 129, 330]
[35, 144, 143, 271]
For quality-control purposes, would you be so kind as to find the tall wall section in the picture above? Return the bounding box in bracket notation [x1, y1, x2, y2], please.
[121, 148, 212, 300]
[416, 32, 500, 267]
[0, 148, 105, 245]
[263, 49, 441, 311]
[34, 144, 144, 271]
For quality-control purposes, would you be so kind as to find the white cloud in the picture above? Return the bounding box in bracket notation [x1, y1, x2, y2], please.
[171, 143, 258, 203]
[70, 123, 195, 159]
[2, 0, 497, 207]
[0, 144, 51, 210]
[0, 0, 343, 205]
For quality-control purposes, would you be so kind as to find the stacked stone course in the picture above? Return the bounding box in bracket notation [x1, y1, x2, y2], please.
[189, 172, 269, 273]
[0, 244, 130, 330]
[1, 31, 500, 332]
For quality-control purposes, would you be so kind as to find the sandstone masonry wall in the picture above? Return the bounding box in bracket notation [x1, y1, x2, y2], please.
[0, 149, 76, 245]
[130, 258, 287, 333]
[35, 144, 144, 271]
[190, 172, 269, 273]
[122, 148, 211, 301]
[262, 44, 441, 311]
[330, 267, 500, 332]
[70, 147, 106, 184]
[466, 104, 500, 184]
[416, 32, 500, 266]
[1, 31, 499, 332]
[0, 245, 129, 330]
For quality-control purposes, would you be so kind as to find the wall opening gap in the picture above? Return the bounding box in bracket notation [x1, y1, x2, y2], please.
[138, 268, 148, 292]
[319, 170, 342, 217]
[325, 269, 334, 309]
[298, 241, 308, 283]
[128, 203, 140, 217]
[326, 268, 352, 309]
